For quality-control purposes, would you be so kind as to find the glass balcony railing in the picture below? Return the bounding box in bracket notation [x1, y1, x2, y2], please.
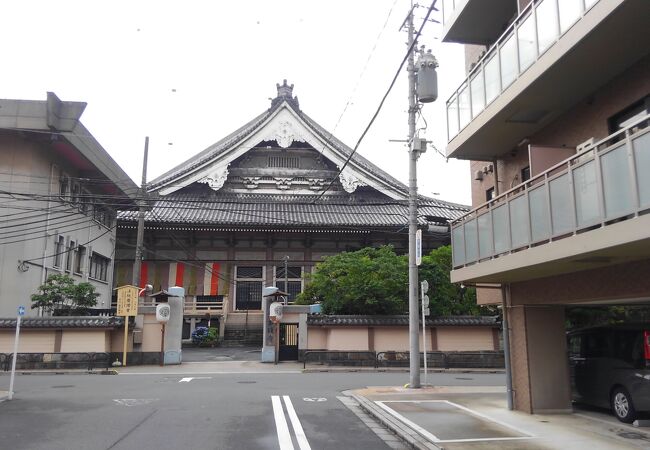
[441, 0, 464, 25]
[451, 115, 650, 269]
[446, 0, 600, 142]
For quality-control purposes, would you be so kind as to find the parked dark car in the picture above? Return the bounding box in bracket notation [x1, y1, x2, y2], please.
[568, 325, 650, 423]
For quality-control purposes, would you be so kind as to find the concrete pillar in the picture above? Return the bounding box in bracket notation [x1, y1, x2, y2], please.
[509, 305, 572, 414]
[164, 286, 184, 365]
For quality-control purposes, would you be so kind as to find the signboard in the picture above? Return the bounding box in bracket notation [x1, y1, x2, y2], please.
[117, 285, 139, 317]
[416, 229, 422, 266]
[17, 306, 25, 316]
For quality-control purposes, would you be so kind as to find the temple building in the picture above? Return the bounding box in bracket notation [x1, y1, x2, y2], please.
[115, 81, 468, 343]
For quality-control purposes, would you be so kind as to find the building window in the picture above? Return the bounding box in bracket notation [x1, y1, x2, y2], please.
[79, 190, 89, 213]
[275, 266, 302, 302]
[486, 187, 496, 202]
[71, 183, 80, 205]
[75, 245, 86, 274]
[89, 252, 110, 282]
[59, 177, 69, 199]
[53, 236, 65, 267]
[92, 205, 113, 228]
[65, 240, 75, 272]
[521, 166, 531, 183]
[608, 96, 650, 134]
[235, 266, 264, 310]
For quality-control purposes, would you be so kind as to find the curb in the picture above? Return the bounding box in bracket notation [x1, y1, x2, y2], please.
[304, 367, 504, 374]
[351, 393, 440, 450]
[0, 369, 118, 376]
[0, 391, 8, 403]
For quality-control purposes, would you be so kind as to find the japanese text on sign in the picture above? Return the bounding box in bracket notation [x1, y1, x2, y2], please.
[117, 285, 139, 316]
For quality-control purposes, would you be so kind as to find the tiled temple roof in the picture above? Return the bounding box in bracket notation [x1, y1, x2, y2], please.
[0, 316, 124, 329]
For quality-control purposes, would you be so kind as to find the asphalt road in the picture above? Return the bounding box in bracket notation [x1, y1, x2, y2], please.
[0, 371, 505, 450]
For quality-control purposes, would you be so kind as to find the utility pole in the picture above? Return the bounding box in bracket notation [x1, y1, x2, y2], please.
[283, 255, 289, 305]
[133, 136, 149, 287]
[406, 4, 421, 389]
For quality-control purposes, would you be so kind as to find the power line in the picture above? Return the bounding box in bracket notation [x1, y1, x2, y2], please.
[311, 1, 438, 204]
[19, 224, 116, 264]
[0, 215, 94, 237]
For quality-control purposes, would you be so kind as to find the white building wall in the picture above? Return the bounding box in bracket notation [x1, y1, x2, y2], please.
[0, 135, 116, 317]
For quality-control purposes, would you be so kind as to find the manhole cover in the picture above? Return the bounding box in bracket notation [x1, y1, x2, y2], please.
[237, 381, 257, 384]
[51, 385, 74, 389]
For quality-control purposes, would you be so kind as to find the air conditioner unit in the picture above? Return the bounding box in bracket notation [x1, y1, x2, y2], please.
[577, 137, 595, 152]
[474, 170, 484, 181]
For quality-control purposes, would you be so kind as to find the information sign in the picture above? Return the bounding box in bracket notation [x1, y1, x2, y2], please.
[117, 285, 139, 317]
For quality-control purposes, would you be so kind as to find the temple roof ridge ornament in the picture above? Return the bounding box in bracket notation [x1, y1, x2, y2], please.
[271, 79, 300, 109]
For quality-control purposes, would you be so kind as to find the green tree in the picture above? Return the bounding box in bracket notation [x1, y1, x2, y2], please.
[418, 246, 495, 316]
[297, 245, 497, 316]
[296, 246, 408, 315]
[31, 274, 100, 315]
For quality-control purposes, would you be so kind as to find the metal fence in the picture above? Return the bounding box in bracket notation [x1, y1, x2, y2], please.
[1, 352, 112, 371]
[302, 350, 504, 370]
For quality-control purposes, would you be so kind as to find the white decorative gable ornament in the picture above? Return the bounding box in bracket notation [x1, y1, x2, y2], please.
[339, 171, 365, 193]
[198, 166, 229, 191]
[270, 120, 306, 148]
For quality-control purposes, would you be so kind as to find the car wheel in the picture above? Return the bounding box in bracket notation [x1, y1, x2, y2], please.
[611, 387, 637, 423]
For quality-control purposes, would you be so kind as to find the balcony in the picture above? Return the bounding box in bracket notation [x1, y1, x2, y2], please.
[450, 115, 650, 283]
[109, 297, 228, 316]
[445, 0, 650, 160]
[441, 0, 518, 45]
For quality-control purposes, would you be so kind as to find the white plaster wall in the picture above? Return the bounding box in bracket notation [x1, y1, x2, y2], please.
[60, 330, 109, 352]
[326, 327, 369, 351]
[437, 327, 494, 351]
[0, 330, 56, 352]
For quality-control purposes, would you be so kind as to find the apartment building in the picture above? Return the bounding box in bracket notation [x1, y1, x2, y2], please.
[0, 92, 138, 317]
[441, 0, 650, 413]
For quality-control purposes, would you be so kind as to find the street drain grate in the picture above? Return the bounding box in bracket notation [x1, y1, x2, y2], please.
[455, 377, 474, 380]
[51, 385, 74, 389]
[237, 381, 257, 384]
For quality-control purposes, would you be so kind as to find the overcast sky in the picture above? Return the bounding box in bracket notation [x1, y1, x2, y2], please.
[2, 0, 470, 205]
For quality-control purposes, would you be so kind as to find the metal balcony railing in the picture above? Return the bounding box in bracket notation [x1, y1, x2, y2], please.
[451, 115, 650, 269]
[109, 297, 227, 315]
[446, 0, 601, 142]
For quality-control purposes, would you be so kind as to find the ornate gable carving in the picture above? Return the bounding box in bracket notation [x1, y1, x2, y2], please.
[339, 170, 366, 193]
[198, 165, 229, 191]
[264, 120, 306, 148]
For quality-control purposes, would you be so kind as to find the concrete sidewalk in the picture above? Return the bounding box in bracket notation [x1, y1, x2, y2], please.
[115, 360, 303, 374]
[0, 390, 8, 402]
[350, 385, 650, 450]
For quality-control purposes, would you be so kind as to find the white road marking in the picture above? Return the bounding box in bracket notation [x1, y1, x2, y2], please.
[178, 377, 212, 383]
[272, 395, 295, 450]
[302, 397, 327, 402]
[283, 396, 312, 450]
[441, 400, 534, 437]
[375, 401, 441, 442]
[376, 400, 536, 443]
[113, 398, 158, 407]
